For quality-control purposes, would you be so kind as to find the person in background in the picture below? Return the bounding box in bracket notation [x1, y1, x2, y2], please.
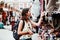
[0, 1, 7, 25]
[0, 12, 4, 29]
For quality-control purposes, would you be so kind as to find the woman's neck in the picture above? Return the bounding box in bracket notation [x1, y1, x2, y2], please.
[25, 19, 29, 23]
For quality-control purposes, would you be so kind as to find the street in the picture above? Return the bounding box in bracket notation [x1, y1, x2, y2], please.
[0, 29, 15, 40]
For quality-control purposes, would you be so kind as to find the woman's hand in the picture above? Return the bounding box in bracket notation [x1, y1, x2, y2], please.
[28, 30, 33, 35]
[40, 12, 45, 18]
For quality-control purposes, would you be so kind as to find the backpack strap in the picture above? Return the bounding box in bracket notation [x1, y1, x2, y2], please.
[21, 20, 25, 31]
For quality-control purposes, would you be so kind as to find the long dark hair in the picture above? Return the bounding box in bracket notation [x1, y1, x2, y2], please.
[21, 8, 29, 20]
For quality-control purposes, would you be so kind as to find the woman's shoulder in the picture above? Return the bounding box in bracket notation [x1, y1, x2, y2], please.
[19, 20, 24, 24]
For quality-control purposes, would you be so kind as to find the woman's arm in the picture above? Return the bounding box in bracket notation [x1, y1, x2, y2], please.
[18, 20, 33, 35]
[18, 20, 29, 35]
[30, 12, 44, 26]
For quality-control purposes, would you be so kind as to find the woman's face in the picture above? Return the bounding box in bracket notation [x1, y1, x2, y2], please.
[26, 10, 31, 17]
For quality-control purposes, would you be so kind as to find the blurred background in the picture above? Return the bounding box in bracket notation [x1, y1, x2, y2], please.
[0, 0, 60, 40]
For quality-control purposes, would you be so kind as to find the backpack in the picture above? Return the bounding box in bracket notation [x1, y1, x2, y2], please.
[13, 20, 25, 40]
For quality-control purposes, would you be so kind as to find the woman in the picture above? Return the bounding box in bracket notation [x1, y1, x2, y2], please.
[18, 8, 44, 40]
